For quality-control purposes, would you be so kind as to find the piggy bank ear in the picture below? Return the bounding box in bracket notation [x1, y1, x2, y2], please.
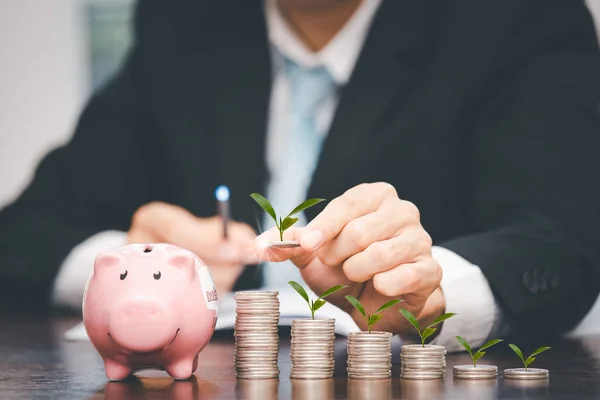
[168, 253, 195, 280]
[94, 252, 122, 273]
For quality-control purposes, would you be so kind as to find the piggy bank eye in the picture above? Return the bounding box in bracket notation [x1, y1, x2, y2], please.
[120, 270, 128, 280]
[154, 271, 161, 280]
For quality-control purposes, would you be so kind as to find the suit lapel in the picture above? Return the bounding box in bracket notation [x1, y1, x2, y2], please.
[306, 0, 432, 218]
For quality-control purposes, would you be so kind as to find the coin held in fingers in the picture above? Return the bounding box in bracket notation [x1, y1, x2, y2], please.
[266, 240, 301, 249]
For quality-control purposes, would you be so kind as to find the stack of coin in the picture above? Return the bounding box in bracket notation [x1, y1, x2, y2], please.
[290, 318, 335, 379]
[400, 344, 446, 380]
[504, 368, 549, 380]
[453, 365, 497, 380]
[347, 331, 392, 379]
[234, 290, 280, 379]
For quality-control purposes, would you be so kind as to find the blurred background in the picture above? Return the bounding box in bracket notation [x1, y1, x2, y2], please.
[1, 0, 600, 209]
[0, 0, 134, 208]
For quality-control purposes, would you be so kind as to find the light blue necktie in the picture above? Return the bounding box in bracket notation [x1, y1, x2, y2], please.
[262, 58, 337, 288]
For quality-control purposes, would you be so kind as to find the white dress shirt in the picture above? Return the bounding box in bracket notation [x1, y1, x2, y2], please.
[52, 0, 502, 352]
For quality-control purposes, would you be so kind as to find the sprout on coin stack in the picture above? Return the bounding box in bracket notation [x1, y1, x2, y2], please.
[344, 296, 403, 379]
[504, 344, 551, 381]
[453, 336, 503, 380]
[250, 193, 326, 245]
[288, 281, 347, 380]
[398, 309, 457, 380]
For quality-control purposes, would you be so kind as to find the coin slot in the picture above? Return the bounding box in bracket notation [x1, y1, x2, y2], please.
[144, 245, 153, 253]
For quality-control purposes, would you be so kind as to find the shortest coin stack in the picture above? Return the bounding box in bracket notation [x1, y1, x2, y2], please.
[347, 331, 392, 379]
[234, 290, 280, 379]
[290, 318, 336, 379]
[401, 344, 446, 380]
[453, 365, 497, 380]
[504, 368, 549, 380]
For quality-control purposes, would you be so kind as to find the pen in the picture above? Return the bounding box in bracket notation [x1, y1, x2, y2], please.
[215, 185, 230, 240]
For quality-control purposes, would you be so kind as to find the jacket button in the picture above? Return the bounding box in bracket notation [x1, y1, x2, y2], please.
[538, 267, 549, 292]
[522, 271, 539, 294]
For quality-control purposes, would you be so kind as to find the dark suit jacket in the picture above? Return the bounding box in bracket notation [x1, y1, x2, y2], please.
[2, 0, 600, 341]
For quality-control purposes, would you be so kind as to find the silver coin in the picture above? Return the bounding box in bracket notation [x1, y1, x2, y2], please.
[291, 327, 335, 332]
[348, 352, 391, 357]
[235, 329, 280, 334]
[235, 364, 280, 369]
[290, 374, 334, 380]
[235, 339, 279, 344]
[235, 302, 280, 308]
[265, 240, 301, 249]
[235, 354, 279, 359]
[401, 372, 444, 380]
[290, 331, 335, 336]
[401, 344, 446, 354]
[453, 365, 497, 380]
[291, 348, 335, 354]
[291, 370, 335, 376]
[349, 331, 392, 340]
[349, 349, 392, 354]
[348, 373, 391, 380]
[235, 289, 279, 296]
[236, 373, 280, 378]
[234, 329, 280, 335]
[291, 365, 335, 371]
[235, 311, 280, 315]
[236, 314, 281, 319]
[504, 368, 549, 380]
[292, 318, 335, 323]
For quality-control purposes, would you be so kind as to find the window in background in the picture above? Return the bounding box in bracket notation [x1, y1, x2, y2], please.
[86, 0, 135, 90]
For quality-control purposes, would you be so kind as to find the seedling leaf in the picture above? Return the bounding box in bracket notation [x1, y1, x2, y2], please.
[427, 312, 457, 328]
[287, 198, 326, 218]
[313, 299, 326, 312]
[529, 346, 551, 358]
[525, 356, 536, 367]
[399, 309, 420, 333]
[455, 336, 472, 356]
[473, 351, 486, 362]
[508, 344, 525, 364]
[250, 193, 277, 223]
[282, 217, 299, 231]
[289, 281, 310, 304]
[319, 285, 347, 299]
[422, 327, 437, 341]
[375, 299, 403, 314]
[369, 314, 383, 326]
[479, 339, 503, 352]
[345, 295, 366, 317]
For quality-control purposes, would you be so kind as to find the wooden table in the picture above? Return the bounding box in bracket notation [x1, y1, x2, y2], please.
[0, 316, 598, 399]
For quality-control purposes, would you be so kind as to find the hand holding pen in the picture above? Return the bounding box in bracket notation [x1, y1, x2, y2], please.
[127, 193, 258, 293]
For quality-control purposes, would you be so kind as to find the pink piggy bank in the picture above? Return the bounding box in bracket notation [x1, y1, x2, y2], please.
[82, 243, 218, 381]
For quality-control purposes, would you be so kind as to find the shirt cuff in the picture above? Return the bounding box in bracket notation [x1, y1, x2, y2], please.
[428, 246, 502, 353]
[52, 231, 128, 310]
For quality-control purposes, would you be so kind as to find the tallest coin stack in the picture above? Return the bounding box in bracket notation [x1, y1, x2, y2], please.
[234, 290, 280, 379]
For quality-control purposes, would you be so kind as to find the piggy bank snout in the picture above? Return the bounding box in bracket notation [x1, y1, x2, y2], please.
[108, 299, 178, 353]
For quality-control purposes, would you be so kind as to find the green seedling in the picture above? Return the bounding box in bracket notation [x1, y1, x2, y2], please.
[508, 344, 551, 371]
[455, 336, 504, 367]
[250, 193, 326, 241]
[289, 281, 347, 320]
[345, 295, 404, 333]
[399, 309, 457, 347]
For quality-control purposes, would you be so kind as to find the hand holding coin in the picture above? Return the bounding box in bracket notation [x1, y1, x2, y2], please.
[255, 182, 444, 336]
